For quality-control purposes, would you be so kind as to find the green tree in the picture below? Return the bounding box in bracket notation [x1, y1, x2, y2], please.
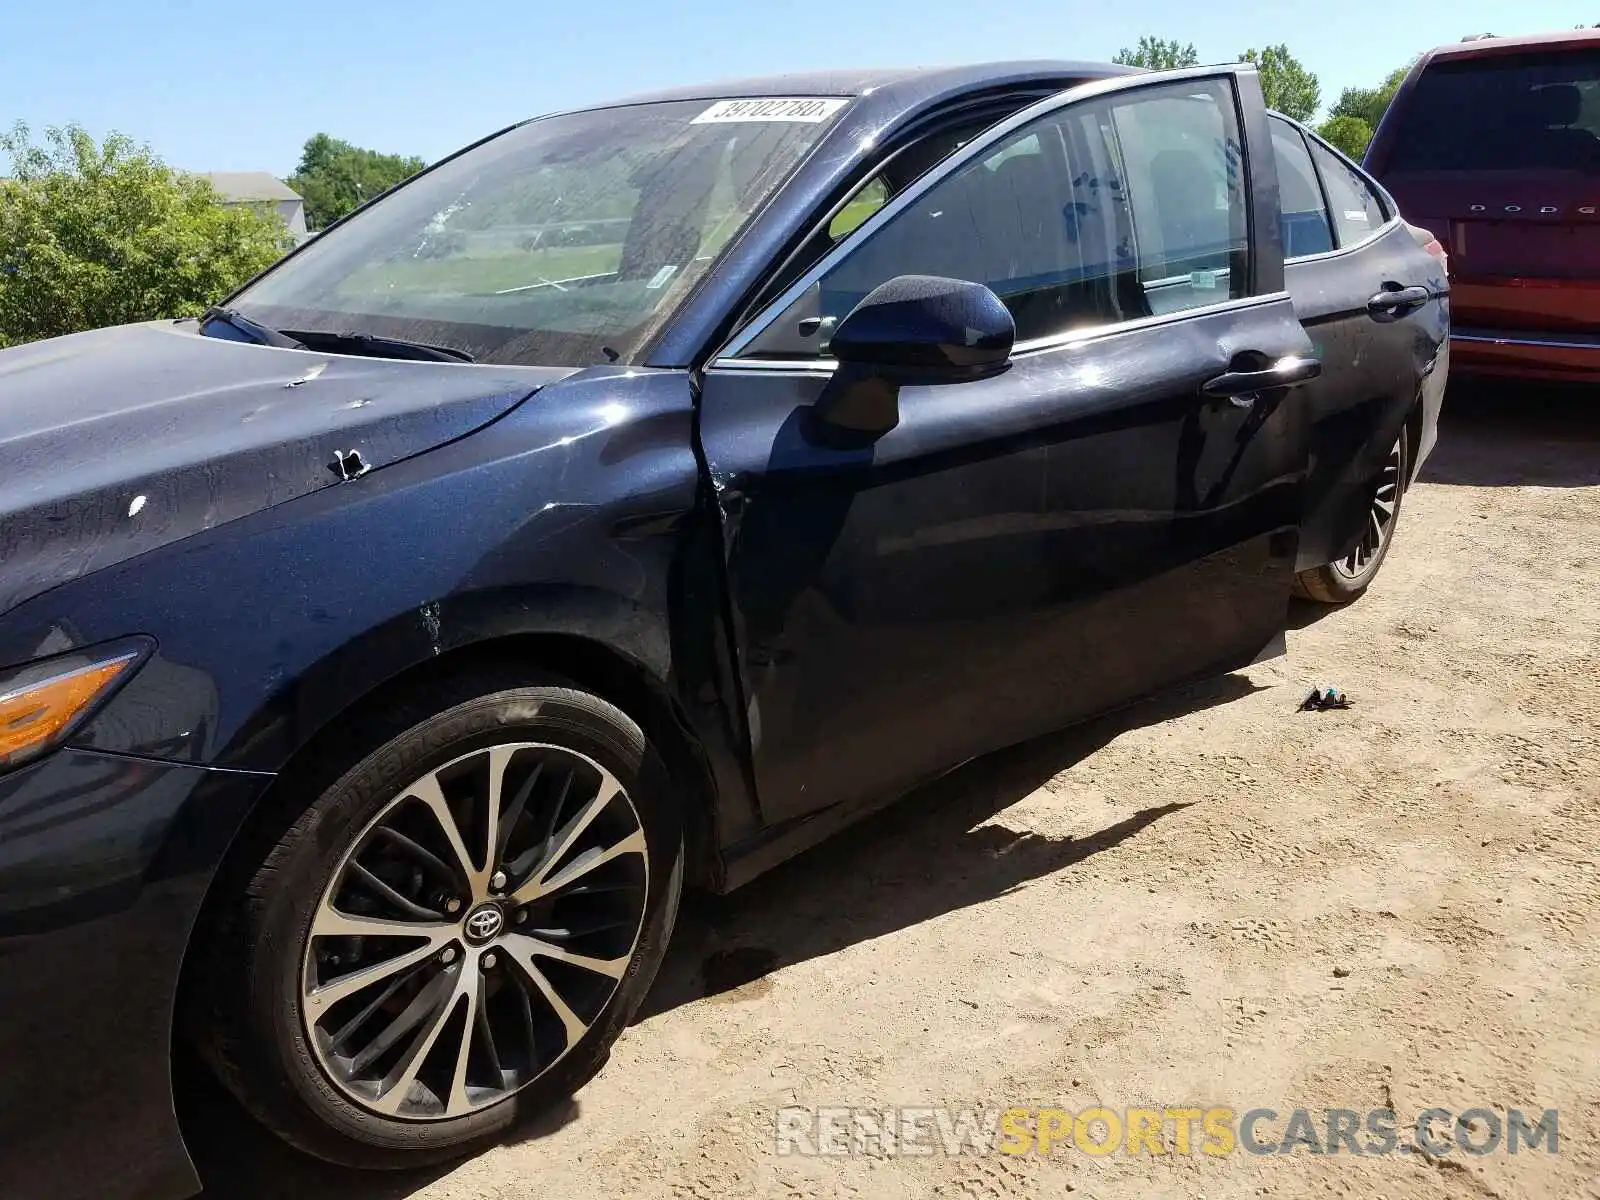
[1317, 114, 1375, 159]
[0, 122, 292, 348]
[1242, 44, 1321, 122]
[1314, 61, 1415, 162]
[1112, 36, 1201, 70]
[288, 134, 427, 230]
[1327, 64, 1413, 129]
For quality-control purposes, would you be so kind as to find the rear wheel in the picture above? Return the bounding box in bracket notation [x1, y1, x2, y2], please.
[1294, 428, 1408, 604]
[192, 674, 683, 1169]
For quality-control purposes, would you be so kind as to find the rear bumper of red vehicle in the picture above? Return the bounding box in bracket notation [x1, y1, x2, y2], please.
[1448, 278, 1600, 382]
[1451, 327, 1600, 382]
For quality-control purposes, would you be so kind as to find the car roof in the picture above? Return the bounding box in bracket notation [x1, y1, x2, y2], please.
[602, 60, 1133, 110]
[1426, 28, 1600, 63]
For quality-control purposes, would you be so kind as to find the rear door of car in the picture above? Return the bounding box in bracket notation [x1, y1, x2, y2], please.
[694, 67, 1317, 831]
[1273, 118, 1449, 571]
[1369, 42, 1600, 346]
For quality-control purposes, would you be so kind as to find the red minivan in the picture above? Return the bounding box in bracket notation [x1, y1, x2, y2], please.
[1368, 30, 1600, 381]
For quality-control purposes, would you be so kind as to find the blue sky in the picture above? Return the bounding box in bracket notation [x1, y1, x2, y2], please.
[2, 0, 1592, 175]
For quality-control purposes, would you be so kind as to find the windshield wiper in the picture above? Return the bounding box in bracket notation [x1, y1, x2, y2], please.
[200, 306, 306, 350]
[283, 330, 475, 364]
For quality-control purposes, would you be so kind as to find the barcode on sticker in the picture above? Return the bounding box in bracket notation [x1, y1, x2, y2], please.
[691, 97, 850, 124]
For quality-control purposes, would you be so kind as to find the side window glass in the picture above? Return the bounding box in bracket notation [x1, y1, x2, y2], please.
[1102, 84, 1249, 316]
[827, 176, 889, 240]
[743, 113, 1002, 346]
[1310, 141, 1387, 248]
[1270, 119, 1334, 258]
[737, 78, 1250, 360]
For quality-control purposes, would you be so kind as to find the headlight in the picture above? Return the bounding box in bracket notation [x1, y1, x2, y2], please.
[0, 639, 152, 773]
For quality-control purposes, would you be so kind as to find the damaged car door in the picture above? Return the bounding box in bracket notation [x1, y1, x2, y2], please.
[696, 67, 1314, 832]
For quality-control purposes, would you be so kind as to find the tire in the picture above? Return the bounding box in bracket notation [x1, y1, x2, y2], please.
[191, 670, 683, 1170]
[1294, 427, 1408, 605]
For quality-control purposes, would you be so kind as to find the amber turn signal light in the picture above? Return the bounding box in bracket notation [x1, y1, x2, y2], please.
[0, 646, 146, 772]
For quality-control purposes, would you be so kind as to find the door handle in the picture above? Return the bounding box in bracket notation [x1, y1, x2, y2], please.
[1202, 355, 1322, 401]
[1367, 284, 1430, 315]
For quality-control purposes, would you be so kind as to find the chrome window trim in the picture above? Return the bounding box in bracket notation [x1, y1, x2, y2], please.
[714, 64, 1255, 364]
[710, 290, 1293, 373]
[1007, 291, 1290, 356]
[1282, 215, 1404, 265]
[710, 356, 840, 375]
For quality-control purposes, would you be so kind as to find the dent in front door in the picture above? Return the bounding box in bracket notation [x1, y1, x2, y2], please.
[703, 363, 1056, 830]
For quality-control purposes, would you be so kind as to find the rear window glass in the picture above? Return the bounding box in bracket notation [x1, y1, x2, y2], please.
[1311, 142, 1388, 248]
[1270, 118, 1334, 257]
[1386, 50, 1600, 173]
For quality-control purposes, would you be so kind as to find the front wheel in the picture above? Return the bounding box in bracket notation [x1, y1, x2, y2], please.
[1294, 428, 1408, 605]
[192, 676, 683, 1169]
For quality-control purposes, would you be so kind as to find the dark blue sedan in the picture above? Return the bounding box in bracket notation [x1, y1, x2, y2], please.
[0, 59, 1447, 1198]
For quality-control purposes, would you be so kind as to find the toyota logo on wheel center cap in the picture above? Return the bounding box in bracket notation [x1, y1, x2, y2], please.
[464, 904, 505, 944]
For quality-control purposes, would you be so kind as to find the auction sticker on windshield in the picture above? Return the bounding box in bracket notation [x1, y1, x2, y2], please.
[692, 97, 850, 124]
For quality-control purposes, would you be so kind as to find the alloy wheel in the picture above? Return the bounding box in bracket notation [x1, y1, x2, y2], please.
[301, 742, 648, 1120]
[1333, 435, 1403, 580]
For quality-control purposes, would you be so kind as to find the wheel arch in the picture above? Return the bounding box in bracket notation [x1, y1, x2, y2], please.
[192, 614, 726, 919]
[171, 615, 727, 1099]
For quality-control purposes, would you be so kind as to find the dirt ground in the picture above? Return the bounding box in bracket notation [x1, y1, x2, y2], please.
[186, 386, 1600, 1200]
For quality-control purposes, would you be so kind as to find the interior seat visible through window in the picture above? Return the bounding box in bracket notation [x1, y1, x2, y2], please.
[1149, 148, 1224, 277]
[1382, 49, 1600, 174]
[1523, 84, 1600, 167]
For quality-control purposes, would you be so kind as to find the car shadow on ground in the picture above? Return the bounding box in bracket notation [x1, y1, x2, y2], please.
[182, 672, 1260, 1197]
[1421, 381, 1600, 488]
[1286, 597, 1341, 630]
[177, 1044, 581, 1199]
[637, 670, 1260, 1017]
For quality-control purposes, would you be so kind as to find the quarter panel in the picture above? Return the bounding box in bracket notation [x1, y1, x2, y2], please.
[1287, 225, 1447, 569]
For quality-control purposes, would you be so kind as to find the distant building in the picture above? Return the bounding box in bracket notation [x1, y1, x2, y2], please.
[204, 172, 309, 241]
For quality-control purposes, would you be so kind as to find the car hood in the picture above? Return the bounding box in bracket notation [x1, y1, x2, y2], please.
[0, 321, 576, 615]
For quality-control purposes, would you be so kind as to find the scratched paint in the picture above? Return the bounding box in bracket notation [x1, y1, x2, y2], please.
[419, 601, 443, 653]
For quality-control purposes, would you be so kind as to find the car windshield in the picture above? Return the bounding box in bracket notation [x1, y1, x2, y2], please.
[227, 98, 849, 366]
[1386, 49, 1600, 173]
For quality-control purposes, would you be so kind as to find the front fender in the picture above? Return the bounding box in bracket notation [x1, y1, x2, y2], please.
[0, 367, 730, 1198]
[0, 368, 703, 774]
[211, 581, 683, 774]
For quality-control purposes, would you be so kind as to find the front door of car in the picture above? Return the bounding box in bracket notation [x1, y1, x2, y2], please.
[696, 68, 1316, 829]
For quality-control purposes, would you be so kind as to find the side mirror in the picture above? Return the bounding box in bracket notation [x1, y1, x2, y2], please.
[829, 274, 1015, 379]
